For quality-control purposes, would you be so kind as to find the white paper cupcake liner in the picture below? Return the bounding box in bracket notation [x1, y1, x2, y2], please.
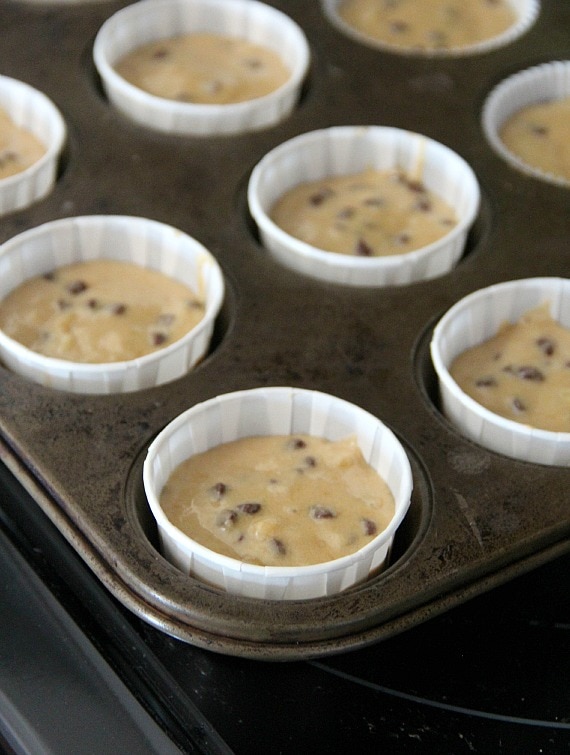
[0, 75, 66, 216]
[321, 0, 540, 58]
[247, 125, 480, 287]
[0, 215, 225, 394]
[93, 0, 310, 136]
[431, 277, 570, 466]
[482, 60, 570, 187]
[143, 386, 414, 600]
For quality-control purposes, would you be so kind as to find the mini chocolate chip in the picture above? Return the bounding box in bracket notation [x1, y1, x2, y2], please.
[390, 20, 409, 33]
[151, 332, 168, 346]
[516, 366, 545, 381]
[394, 232, 412, 245]
[337, 206, 355, 219]
[304, 456, 317, 468]
[310, 505, 336, 520]
[67, 280, 88, 295]
[43, 271, 57, 281]
[188, 299, 205, 310]
[152, 48, 169, 59]
[244, 57, 263, 69]
[112, 303, 127, 315]
[87, 299, 99, 309]
[406, 179, 426, 193]
[270, 538, 287, 556]
[210, 482, 228, 499]
[309, 188, 334, 206]
[414, 198, 433, 212]
[475, 376, 497, 388]
[537, 337, 555, 356]
[355, 238, 374, 256]
[530, 124, 548, 136]
[362, 518, 377, 536]
[288, 438, 307, 450]
[237, 502, 262, 515]
[512, 397, 526, 413]
[216, 509, 238, 529]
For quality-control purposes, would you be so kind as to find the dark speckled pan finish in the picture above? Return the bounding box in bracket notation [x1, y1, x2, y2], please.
[0, 0, 568, 660]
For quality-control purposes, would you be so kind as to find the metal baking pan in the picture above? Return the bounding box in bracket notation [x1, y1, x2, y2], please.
[0, 0, 569, 660]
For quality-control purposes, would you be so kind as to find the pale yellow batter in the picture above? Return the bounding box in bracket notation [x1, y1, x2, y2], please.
[0, 108, 46, 180]
[450, 304, 570, 433]
[338, 0, 516, 52]
[270, 167, 457, 257]
[0, 259, 205, 363]
[499, 97, 570, 182]
[160, 434, 395, 567]
[115, 32, 290, 105]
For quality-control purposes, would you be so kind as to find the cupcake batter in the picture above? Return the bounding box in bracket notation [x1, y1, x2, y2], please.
[115, 32, 290, 104]
[0, 107, 46, 179]
[450, 303, 570, 432]
[270, 167, 457, 257]
[499, 96, 570, 182]
[0, 259, 205, 363]
[160, 434, 395, 567]
[338, 0, 516, 52]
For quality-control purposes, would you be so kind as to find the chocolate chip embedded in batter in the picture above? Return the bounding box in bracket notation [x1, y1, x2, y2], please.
[243, 57, 263, 70]
[361, 518, 377, 536]
[310, 505, 336, 520]
[270, 538, 287, 556]
[67, 280, 88, 295]
[237, 502, 262, 515]
[530, 124, 548, 137]
[210, 482, 229, 499]
[42, 271, 57, 282]
[309, 188, 334, 206]
[151, 332, 168, 346]
[0, 150, 18, 169]
[414, 197, 433, 212]
[390, 20, 409, 34]
[337, 206, 356, 219]
[394, 232, 412, 246]
[537, 337, 556, 356]
[475, 376, 498, 388]
[188, 299, 205, 311]
[288, 438, 307, 450]
[512, 397, 526, 413]
[516, 365, 545, 382]
[152, 47, 169, 59]
[111, 303, 127, 315]
[355, 238, 374, 256]
[216, 509, 238, 529]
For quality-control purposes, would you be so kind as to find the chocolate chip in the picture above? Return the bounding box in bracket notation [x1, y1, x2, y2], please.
[530, 124, 548, 136]
[210, 482, 228, 499]
[42, 271, 57, 282]
[237, 502, 262, 515]
[216, 509, 238, 529]
[537, 337, 555, 356]
[304, 456, 317, 468]
[475, 376, 497, 388]
[516, 366, 545, 381]
[310, 505, 336, 520]
[244, 57, 263, 69]
[355, 238, 374, 256]
[512, 397, 526, 413]
[394, 232, 412, 245]
[390, 20, 409, 34]
[414, 198, 433, 212]
[67, 280, 88, 295]
[405, 179, 426, 193]
[188, 299, 205, 310]
[270, 538, 287, 556]
[288, 438, 307, 450]
[337, 206, 356, 219]
[309, 188, 334, 206]
[87, 298, 99, 309]
[111, 303, 126, 315]
[152, 48, 169, 59]
[361, 518, 377, 536]
[151, 332, 168, 346]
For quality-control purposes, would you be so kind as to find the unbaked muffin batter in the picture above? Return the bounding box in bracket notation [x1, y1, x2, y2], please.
[499, 97, 570, 182]
[0, 259, 205, 363]
[115, 32, 290, 104]
[450, 303, 570, 433]
[338, 0, 516, 52]
[160, 434, 395, 567]
[270, 167, 457, 257]
[0, 107, 46, 180]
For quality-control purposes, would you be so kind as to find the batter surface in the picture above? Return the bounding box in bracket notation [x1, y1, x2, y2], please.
[0, 108, 46, 180]
[0, 259, 205, 363]
[450, 304, 570, 433]
[499, 96, 570, 182]
[160, 434, 395, 567]
[115, 32, 290, 104]
[270, 167, 457, 257]
[338, 0, 516, 52]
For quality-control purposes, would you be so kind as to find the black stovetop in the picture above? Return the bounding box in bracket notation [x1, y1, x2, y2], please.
[1, 461, 568, 755]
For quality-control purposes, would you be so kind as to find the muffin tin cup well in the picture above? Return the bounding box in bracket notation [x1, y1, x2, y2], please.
[0, 0, 569, 659]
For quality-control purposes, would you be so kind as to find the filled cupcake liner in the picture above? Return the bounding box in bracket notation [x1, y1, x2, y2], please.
[431, 277, 570, 466]
[143, 386, 414, 600]
[93, 0, 310, 136]
[0, 215, 225, 394]
[0, 75, 66, 216]
[482, 60, 570, 187]
[247, 125, 480, 287]
[320, 0, 540, 58]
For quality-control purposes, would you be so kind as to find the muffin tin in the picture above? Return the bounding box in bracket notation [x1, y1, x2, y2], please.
[0, 0, 569, 660]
